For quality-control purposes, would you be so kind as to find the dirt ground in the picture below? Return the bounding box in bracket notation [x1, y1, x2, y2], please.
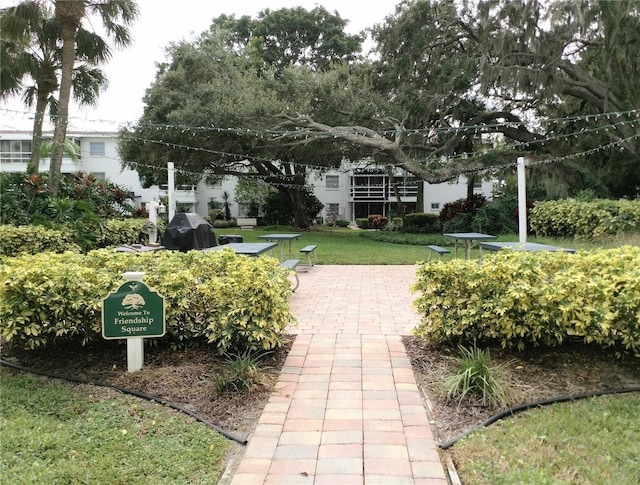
[3, 336, 639, 476]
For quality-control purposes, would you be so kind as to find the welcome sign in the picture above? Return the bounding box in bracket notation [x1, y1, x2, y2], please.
[102, 279, 165, 339]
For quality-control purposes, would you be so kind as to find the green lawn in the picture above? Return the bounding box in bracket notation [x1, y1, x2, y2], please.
[451, 393, 640, 484]
[216, 225, 639, 264]
[0, 370, 229, 484]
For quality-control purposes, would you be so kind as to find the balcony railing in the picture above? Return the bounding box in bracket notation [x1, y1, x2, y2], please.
[350, 184, 418, 200]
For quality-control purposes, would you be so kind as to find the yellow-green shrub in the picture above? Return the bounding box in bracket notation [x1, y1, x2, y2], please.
[0, 225, 80, 256]
[412, 247, 640, 356]
[530, 199, 640, 239]
[96, 218, 166, 247]
[1, 248, 295, 353]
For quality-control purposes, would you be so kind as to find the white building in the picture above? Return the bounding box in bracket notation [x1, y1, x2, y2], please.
[0, 130, 495, 222]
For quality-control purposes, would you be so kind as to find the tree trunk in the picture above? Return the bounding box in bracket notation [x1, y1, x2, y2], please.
[50, 1, 84, 195]
[290, 188, 310, 229]
[467, 175, 476, 199]
[417, 180, 424, 213]
[27, 95, 47, 175]
[387, 167, 405, 219]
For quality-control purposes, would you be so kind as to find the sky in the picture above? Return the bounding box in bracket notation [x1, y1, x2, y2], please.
[0, 0, 399, 132]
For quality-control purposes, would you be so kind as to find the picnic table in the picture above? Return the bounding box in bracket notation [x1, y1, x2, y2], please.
[258, 233, 302, 260]
[478, 241, 576, 262]
[201, 242, 277, 257]
[443, 232, 496, 259]
[115, 244, 165, 253]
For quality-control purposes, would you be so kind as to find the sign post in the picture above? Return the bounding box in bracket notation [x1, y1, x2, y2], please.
[102, 272, 165, 372]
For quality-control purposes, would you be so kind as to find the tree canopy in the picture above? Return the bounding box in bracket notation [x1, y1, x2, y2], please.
[119, 1, 639, 208]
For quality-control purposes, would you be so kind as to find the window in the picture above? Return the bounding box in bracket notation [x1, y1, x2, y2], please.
[325, 175, 339, 189]
[473, 180, 482, 189]
[326, 203, 339, 222]
[431, 203, 440, 210]
[89, 141, 105, 156]
[1, 139, 32, 163]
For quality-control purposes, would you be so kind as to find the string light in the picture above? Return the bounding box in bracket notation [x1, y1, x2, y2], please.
[3, 107, 638, 184]
[2, 107, 639, 137]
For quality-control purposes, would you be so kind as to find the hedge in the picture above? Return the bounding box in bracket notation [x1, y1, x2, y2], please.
[0, 225, 80, 257]
[0, 219, 167, 256]
[412, 246, 640, 356]
[1, 248, 295, 353]
[530, 199, 640, 239]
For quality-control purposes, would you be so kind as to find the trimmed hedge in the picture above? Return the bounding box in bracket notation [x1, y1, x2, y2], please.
[97, 218, 166, 247]
[412, 246, 640, 356]
[530, 199, 640, 239]
[0, 219, 166, 256]
[0, 225, 80, 256]
[1, 249, 295, 353]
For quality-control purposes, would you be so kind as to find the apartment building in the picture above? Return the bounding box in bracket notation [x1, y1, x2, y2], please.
[1, 131, 494, 222]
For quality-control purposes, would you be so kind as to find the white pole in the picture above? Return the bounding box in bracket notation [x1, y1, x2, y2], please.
[517, 157, 527, 243]
[168, 161, 175, 221]
[146, 202, 157, 244]
[123, 271, 145, 373]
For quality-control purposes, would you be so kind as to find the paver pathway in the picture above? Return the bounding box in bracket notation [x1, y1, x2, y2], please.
[230, 265, 448, 484]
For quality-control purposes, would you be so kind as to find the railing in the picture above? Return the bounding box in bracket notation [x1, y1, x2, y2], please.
[350, 184, 418, 200]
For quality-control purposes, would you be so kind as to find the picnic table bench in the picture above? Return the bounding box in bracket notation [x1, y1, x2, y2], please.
[427, 245, 450, 261]
[299, 244, 318, 270]
[280, 259, 300, 292]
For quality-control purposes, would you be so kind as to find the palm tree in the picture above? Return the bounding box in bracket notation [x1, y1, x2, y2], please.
[48, 0, 138, 195]
[1, 1, 116, 175]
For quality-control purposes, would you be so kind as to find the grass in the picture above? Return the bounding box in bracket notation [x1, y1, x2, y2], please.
[0, 369, 229, 484]
[217, 226, 433, 264]
[216, 225, 640, 264]
[450, 393, 640, 484]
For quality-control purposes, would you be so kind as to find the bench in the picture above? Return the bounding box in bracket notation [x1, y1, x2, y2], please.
[427, 245, 450, 261]
[237, 217, 257, 229]
[299, 244, 317, 270]
[280, 259, 300, 292]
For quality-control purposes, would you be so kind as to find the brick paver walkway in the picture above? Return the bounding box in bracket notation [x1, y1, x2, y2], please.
[230, 265, 448, 484]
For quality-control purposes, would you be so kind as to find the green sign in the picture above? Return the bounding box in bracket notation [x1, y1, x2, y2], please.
[102, 280, 165, 339]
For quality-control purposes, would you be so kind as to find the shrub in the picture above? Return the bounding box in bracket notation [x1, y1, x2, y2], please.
[530, 199, 640, 239]
[0, 171, 134, 227]
[356, 218, 369, 229]
[439, 194, 486, 223]
[0, 249, 295, 353]
[368, 214, 388, 229]
[412, 247, 640, 356]
[472, 195, 519, 235]
[212, 219, 236, 228]
[0, 225, 80, 256]
[403, 213, 441, 234]
[97, 218, 165, 247]
[335, 219, 350, 227]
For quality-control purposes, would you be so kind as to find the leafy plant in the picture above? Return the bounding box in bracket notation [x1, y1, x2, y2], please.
[413, 246, 640, 356]
[212, 350, 272, 394]
[443, 343, 511, 409]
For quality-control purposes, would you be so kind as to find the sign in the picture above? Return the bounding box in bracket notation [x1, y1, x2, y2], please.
[102, 279, 165, 339]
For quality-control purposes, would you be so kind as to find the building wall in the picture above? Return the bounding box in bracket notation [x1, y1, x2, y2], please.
[1, 131, 495, 222]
